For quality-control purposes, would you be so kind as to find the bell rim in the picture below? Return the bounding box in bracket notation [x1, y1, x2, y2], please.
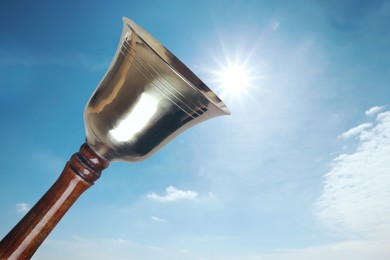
[122, 17, 230, 116]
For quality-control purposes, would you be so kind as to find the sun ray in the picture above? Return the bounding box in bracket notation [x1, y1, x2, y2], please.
[208, 55, 260, 106]
[198, 27, 268, 106]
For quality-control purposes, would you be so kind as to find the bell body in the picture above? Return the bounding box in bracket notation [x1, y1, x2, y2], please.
[84, 18, 229, 162]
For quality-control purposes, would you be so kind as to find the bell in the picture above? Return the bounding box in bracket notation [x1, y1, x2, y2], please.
[85, 18, 230, 162]
[0, 18, 229, 258]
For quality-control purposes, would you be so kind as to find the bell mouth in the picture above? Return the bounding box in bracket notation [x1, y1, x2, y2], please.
[122, 17, 230, 116]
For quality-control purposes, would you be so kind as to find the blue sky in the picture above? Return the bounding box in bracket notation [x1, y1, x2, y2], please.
[1, 0, 390, 259]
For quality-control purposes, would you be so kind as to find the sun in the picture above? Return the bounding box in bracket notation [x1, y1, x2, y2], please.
[213, 60, 254, 101]
[218, 64, 250, 94]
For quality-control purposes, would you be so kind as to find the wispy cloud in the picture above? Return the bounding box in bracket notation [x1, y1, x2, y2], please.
[147, 186, 198, 202]
[340, 123, 373, 138]
[34, 237, 390, 260]
[365, 106, 384, 116]
[150, 216, 167, 222]
[316, 110, 390, 238]
[16, 202, 30, 213]
[245, 239, 390, 260]
[0, 48, 109, 72]
[32, 150, 65, 175]
[271, 20, 280, 30]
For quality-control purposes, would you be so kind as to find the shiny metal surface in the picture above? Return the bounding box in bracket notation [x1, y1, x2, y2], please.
[84, 17, 230, 162]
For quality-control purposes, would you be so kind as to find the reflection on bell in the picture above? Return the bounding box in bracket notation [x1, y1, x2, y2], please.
[109, 93, 159, 142]
[84, 17, 230, 162]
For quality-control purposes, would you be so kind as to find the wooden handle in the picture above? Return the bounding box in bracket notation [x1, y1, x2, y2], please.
[0, 143, 109, 259]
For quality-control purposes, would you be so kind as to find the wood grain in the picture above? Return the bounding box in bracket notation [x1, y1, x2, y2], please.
[0, 143, 109, 259]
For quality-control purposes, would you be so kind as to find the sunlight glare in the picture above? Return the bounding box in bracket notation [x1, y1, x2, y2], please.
[219, 64, 250, 95]
[215, 62, 253, 100]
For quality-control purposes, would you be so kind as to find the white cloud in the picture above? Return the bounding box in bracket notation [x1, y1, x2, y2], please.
[365, 106, 384, 116]
[34, 237, 390, 260]
[272, 20, 280, 30]
[16, 202, 30, 213]
[32, 150, 65, 175]
[315, 111, 390, 238]
[340, 122, 372, 138]
[151, 216, 166, 222]
[246, 239, 390, 260]
[0, 48, 109, 72]
[147, 186, 198, 202]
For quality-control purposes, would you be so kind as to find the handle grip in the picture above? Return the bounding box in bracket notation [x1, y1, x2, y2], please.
[0, 143, 109, 259]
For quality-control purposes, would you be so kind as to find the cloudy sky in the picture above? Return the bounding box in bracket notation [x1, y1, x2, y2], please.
[1, 0, 390, 259]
